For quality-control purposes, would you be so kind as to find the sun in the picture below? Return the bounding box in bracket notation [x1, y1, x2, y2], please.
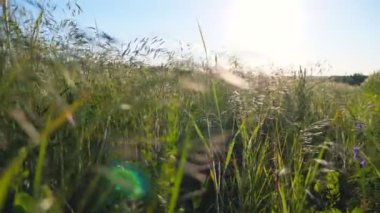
[225, 0, 306, 66]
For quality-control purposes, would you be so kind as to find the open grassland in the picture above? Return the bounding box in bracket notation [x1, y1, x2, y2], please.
[1, 1, 380, 212]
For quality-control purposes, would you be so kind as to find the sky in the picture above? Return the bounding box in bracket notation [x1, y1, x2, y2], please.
[72, 0, 379, 75]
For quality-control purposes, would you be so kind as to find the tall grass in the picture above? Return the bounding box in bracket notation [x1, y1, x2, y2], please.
[0, 1, 379, 212]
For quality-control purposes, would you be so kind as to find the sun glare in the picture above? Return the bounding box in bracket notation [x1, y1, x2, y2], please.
[226, 0, 306, 66]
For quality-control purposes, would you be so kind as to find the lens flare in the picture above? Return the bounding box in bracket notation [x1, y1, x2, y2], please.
[102, 161, 151, 201]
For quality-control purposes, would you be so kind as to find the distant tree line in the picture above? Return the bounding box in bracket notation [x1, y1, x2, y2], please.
[329, 73, 368, 86]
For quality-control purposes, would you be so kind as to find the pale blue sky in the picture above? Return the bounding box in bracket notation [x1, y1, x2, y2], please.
[74, 0, 379, 75]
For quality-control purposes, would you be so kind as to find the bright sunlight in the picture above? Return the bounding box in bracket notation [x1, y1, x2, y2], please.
[226, 0, 306, 66]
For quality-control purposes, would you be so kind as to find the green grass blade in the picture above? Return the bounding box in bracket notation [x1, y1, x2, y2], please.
[0, 147, 27, 211]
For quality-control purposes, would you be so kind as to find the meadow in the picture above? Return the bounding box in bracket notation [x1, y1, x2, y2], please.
[0, 1, 379, 212]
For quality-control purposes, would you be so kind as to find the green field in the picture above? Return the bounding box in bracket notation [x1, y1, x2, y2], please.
[1, 1, 379, 212]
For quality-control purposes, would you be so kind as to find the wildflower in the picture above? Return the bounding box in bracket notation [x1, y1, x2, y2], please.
[353, 146, 366, 168]
[360, 159, 366, 168]
[353, 147, 360, 159]
[354, 120, 365, 133]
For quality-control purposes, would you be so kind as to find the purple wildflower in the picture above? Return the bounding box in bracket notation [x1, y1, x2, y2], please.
[353, 146, 366, 168]
[360, 159, 366, 168]
[355, 121, 365, 132]
[353, 147, 360, 159]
